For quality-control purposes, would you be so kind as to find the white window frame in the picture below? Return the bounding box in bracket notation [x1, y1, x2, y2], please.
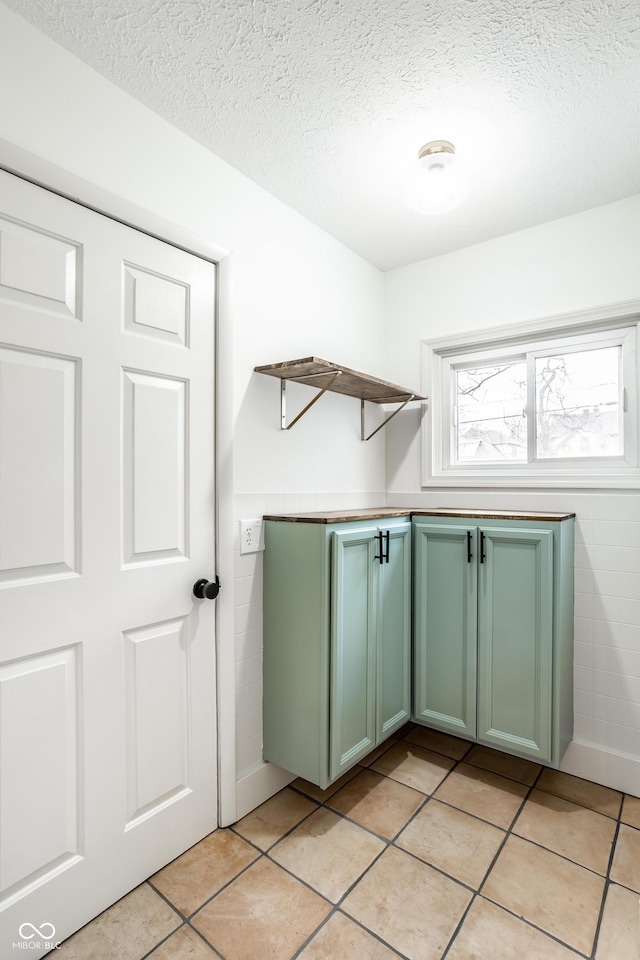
[421, 300, 640, 488]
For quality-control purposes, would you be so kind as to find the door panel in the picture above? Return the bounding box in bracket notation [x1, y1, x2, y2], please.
[0, 214, 81, 319]
[0, 347, 79, 582]
[330, 527, 377, 779]
[122, 370, 188, 564]
[124, 617, 191, 825]
[122, 261, 189, 345]
[0, 647, 80, 898]
[477, 527, 553, 760]
[0, 169, 217, 956]
[378, 522, 411, 738]
[413, 522, 477, 737]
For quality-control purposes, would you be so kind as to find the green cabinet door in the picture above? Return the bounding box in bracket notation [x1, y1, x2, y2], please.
[413, 516, 563, 766]
[264, 515, 412, 790]
[330, 526, 377, 779]
[330, 520, 412, 781]
[378, 521, 412, 740]
[477, 526, 553, 761]
[413, 521, 477, 738]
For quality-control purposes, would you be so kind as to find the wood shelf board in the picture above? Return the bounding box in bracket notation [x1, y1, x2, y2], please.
[254, 357, 426, 403]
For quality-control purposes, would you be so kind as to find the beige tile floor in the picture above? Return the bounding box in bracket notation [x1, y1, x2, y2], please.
[52, 725, 640, 960]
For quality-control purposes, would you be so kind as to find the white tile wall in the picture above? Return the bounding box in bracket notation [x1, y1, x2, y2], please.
[233, 490, 387, 780]
[387, 489, 640, 766]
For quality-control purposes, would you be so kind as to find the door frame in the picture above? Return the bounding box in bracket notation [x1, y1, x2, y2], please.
[0, 138, 237, 826]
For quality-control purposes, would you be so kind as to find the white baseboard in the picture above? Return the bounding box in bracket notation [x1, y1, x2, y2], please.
[235, 761, 295, 823]
[232, 740, 640, 826]
[561, 739, 640, 798]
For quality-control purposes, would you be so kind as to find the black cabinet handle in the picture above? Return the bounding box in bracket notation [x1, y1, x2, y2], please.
[480, 532, 486, 564]
[467, 530, 472, 563]
[373, 531, 383, 563]
[374, 530, 391, 564]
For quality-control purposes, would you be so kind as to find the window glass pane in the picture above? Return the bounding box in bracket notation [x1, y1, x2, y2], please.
[535, 346, 622, 459]
[456, 362, 527, 462]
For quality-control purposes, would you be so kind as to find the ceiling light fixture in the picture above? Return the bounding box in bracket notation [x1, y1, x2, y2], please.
[405, 140, 468, 215]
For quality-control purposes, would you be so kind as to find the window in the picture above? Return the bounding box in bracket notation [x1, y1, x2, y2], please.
[422, 310, 640, 487]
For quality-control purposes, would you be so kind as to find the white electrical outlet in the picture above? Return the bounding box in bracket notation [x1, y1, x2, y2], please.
[239, 518, 264, 554]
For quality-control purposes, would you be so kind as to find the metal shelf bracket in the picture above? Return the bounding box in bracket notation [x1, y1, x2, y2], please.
[281, 369, 343, 430]
[257, 356, 425, 438]
[361, 394, 415, 441]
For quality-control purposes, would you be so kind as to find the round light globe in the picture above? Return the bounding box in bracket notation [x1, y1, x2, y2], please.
[405, 141, 469, 215]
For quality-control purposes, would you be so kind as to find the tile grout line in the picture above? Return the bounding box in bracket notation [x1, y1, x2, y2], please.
[406, 745, 627, 881]
[273, 736, 520, 960]
[370, 739, 571, 959]
[287, 910, 337, 960]
[230, 793, 324, 853]
[472, 761, 606, 959]
[260, 734, 592, 958]
[440, 765, 542, 960]
[587, 791, 624, 959]
[427, 755, 620, 960]
[290, 754, 633, 960]
[262, 745, 441, 960]
[288, 904, 411, 960]
[468, 755, 636, 959]
[143, 881, 226, 960]
[263, 818, 391, 905]
[259, 836, 409, 960]
[143, 748, 419, 960]
[150, 846, 265, 928]
[139, 922, 226, 960]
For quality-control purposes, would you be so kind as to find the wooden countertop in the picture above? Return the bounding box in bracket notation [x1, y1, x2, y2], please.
[263, 508, 412, 524]
[263, 507, 576, 523]
[413, 508, 575, 521]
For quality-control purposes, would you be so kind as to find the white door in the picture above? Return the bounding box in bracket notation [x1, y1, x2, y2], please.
[0, 170, 218, 956]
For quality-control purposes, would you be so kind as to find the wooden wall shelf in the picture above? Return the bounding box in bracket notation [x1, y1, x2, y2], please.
[254, 357, 426, 440]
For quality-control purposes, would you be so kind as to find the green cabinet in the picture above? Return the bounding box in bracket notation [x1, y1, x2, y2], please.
[413, 515, 574, 766]
[263, 516, 411, 788]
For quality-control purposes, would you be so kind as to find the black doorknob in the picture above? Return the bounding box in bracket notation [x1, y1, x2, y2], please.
[193, 577, 221, 600]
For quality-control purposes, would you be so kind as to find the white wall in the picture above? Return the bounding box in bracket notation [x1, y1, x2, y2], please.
[385, 196, 640, 795]
[0, 4, 387, 813]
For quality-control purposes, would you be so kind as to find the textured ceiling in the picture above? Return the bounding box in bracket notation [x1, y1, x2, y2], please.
[5, 0, 640, 270]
